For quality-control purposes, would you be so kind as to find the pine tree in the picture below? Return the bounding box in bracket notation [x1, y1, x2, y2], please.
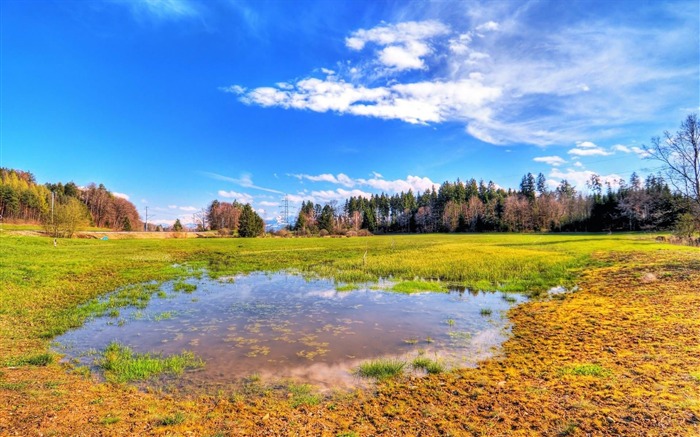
[173, 219, 183, 231]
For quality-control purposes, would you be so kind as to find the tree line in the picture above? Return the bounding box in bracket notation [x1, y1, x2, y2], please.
[287, 172, 695, 236]
[0, 168, 142, 236]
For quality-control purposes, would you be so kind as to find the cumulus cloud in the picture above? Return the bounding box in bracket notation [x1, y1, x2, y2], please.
[568, 141, 612, 156]
[290, 173, 437, 195]
[291, 173, 356, 187]
[549, 168, 623, 191]
[533, 156, 566, 166]
[613, 144, 651, 158]
[218, 190, 254, 204]
[112, 192, 130, 200]
[238, 76, 501, 126]
[345, 20, 450, 71]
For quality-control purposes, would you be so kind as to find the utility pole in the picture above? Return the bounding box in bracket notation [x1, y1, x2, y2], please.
[144, 206, 149, 231]
[51, 192, 55, 226]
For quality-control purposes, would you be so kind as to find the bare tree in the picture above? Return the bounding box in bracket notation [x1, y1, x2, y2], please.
[645, 114, 700, 211]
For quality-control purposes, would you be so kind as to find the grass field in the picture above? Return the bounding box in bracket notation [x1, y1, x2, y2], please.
[0, 230, 698, 435]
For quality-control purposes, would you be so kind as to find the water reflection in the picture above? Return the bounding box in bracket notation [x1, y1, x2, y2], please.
[54, 273, 525, 391]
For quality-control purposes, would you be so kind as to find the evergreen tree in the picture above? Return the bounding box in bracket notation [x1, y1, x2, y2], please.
[173, 219, 183, 231]
[239, 203, 264, 237]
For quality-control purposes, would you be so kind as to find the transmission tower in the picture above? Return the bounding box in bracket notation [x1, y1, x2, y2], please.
[278, 194, 291, 229]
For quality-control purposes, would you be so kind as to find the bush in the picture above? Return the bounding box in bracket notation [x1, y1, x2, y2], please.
[319, 229, 329, 237]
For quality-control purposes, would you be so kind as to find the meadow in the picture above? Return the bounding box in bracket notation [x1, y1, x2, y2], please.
[1, 229, 698, 435]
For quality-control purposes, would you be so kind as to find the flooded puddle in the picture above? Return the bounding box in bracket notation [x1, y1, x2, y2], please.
[54, 273, 525, 391]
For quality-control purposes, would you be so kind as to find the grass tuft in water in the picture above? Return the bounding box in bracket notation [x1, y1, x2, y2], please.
[411, 357, 444, 374]
[480, 308, 493, 316]
[356, 358, 406, 380]
[391, 280, 446, 294]
[173, 281, 197, 293]
[98, 342, 203, 383]
[335, 283, 359, 292]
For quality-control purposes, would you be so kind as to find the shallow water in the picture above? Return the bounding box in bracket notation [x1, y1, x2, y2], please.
[54, 273, 525, 391]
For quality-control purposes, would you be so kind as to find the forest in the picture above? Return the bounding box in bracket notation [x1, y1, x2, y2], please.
[291, 172, 695, 236]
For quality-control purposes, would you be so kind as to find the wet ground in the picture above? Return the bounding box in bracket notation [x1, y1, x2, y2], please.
[54, 273, 525, 391]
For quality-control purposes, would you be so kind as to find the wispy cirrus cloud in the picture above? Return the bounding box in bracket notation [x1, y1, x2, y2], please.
[116, 0, 201, 21]
[227, 1, 698, 146]
[202, 171, 284, 194]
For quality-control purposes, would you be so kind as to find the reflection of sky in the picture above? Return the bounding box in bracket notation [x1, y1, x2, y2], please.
[53, 272, 526, 392]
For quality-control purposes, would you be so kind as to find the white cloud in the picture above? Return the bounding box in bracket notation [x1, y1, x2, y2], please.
[631, 146, 651, 158]
[259, 201, 279, 207]
[227, 7, 697, 146]
[310, 188, 374, 203]
[533, 156, 566, 166]
[345, 21, 450, 71]
[122, 0, 200, 21]
[112, 192, 130, 200]
[549, 168, 623, 191]
[612, 144, 631, 153]
[568, 141, 612, 156]
[217, 190, 254, 204]
[167, 204, 197, 212]
[202, 171, 283, 194]
[239, 76, 501, 126]
[476, 21, 499, 33]
[291, 173, 436, 195]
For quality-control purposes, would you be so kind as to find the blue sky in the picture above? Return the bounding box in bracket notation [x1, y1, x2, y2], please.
[2, 0, 698, 226]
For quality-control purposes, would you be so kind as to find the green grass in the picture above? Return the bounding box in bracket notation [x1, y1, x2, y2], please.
[479, 308, 493, 316]
[335, 283, 359, 292]
[173, 281, 197, 293]
[1, 232, 689, 361]
[3, 353, 54, 367]
[155, 412, 186, 426]
[391, 280, 447, 293]
[98, 342, 203, 383]
[689, 371, 700, 383]
[356, 358, 406, 380]
[411, 357, 444, 374]
[287, 383, 322, 408]
[559, 363, 611, 377]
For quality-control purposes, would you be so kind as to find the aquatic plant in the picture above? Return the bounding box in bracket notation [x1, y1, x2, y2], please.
[356, 358, 406, 380]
